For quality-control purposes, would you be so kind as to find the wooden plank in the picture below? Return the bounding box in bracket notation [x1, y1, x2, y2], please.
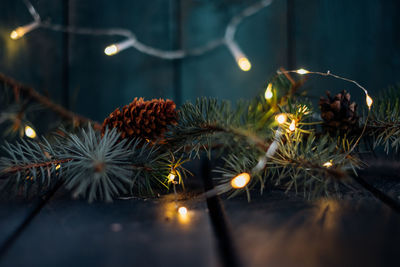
[0, 193, 218, 267]
[222, 191, 400, 267]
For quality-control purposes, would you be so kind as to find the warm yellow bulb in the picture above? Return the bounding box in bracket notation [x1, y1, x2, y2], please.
[167, 172, 176, 182]
[10, 30, 21, 40]
[366, 94, 373, 109]
[264, 83, 273, 100]
[296, 68, 309, 75]
[275, 113, 287, 124]
[323, 161, 333, 168]
[55, 164, 61, 170]
[237, 57, 251, 71]
[289, 120, 296, 131]
[24, 126, 37, 139]
[231, 172, 251, 189]
[104, 44, 119, 56]
[178, 206, 188, 215]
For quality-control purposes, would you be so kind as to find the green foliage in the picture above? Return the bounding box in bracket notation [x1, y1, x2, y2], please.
[369, 86, 400, 153]
[1, 70, 399, 202]
[0, 125, 183, 202]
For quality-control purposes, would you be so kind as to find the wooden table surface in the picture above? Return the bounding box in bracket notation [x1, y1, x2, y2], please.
[0, 165, 399, 267]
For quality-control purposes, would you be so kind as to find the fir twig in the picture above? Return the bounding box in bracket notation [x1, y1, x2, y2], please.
[0, 73, 101, 130]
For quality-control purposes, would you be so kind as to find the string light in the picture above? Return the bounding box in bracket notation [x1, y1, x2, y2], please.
[167, 172, 176, 183]
[55, 164, 61, 170]
[226, 41, 252, 71]
[264, 83, 273, 100]
[278, 69, 373, 109]
[231, 172, 251, 189]
[24, 125, 37, 139]
[366, 94, 373, 109]
[296, 68, 309, 75]
[10, 21, 39, 40]
[237, 57, 251, 71]
[323, 161, 333, 168]
[13, 0, 274, 70]
[289, 120, 296, 131]
[275, 113, 287, 124]
[178, 206, 187, 215]
[104, 39, 136, 56]
[177, 206, 190, 224]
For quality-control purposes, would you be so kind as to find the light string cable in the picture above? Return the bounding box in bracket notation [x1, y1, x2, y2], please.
[277, 68, 374, 154]
[12, 0, 274, 70]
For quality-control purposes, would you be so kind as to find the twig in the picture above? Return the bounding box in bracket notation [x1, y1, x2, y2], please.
[0, 73, 101, 130]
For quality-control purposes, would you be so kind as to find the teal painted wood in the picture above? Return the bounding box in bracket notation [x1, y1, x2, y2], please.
[0, 0, 65, 106]
[293, 0, 400, 103]
[67, 0, 177, 121]
[1, 0, 400, 119]
[180, 0, 288, 103]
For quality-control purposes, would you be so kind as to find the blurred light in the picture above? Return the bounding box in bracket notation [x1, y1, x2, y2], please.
[24, 126, 37, 139]
[237, 57, 251, 71]
[104, 44, 118, 56]
[178, 206, 187, 215]
[168, 172, 176, 183]
[264, 83, 273, 100]
[289, 120, 296, 131]
[231, 172, 251, 189]
[296, 68, 309, 75]
[10, 30, 21, 40]
[10, 22, 39, 40]
[323, 161, 333, 168]
[275, 113, 287, 124]
[366, 94, 373, 109]
[55, 164, 61, 170]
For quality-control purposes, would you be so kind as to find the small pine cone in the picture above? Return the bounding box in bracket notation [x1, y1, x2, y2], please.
[102, 98, 177, 141]
[319, 90, 359, 132]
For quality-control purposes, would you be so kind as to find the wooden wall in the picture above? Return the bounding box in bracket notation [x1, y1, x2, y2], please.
[1, 0, 399, 122]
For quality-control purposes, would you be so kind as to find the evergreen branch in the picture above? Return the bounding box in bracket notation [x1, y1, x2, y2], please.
[0, 73, 101, 130]
[0, 125, 186, 202]
[367, 86, 400, 153]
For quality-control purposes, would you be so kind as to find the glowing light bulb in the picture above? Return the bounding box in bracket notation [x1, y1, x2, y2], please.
[237, 57, 251, 71]
[275, 113, 287, 124]
[10, 30, 22, 40]
[231, 172, 251, 189]
[104, 44, 118, 56]
[104, 39, 135, 56]
[167, 172, 176, 183]
[264, 83, 273, 100]
[289, 120, 296, 131]
[24, 126, 37, 139]
[296, 68, 309, 75]
[323, 161, 333, 168]
[178, 206, 187, 215]
[366, 94, 373, 109]
[10, 22, 39, 40]
[55, 164, 61, 170]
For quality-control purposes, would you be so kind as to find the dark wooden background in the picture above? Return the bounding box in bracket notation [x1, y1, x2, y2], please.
[1, 0, 399, 123]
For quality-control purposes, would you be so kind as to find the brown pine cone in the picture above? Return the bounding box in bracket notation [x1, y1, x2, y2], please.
[102, 98, 177, 141]
[319, 90, 358, 132]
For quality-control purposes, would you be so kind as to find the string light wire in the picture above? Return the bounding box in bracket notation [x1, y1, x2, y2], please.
[12, 0, 274, 69]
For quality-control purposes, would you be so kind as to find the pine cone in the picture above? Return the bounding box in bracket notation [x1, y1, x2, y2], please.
[319, 90, 358, 132]
[102, 98, 177, 141]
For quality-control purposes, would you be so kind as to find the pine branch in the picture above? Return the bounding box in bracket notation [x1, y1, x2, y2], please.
[367, 86, 400, 153]
[0, 73, 101, 130]
[0, 125, 185, 202]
